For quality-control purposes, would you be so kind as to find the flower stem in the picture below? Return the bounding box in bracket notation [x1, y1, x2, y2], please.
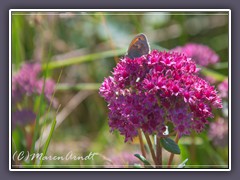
[138, 129, 147, 158]
[167, 132, 180, 168]
[144, 132, 157, 165]
[156, 137, 162, 168]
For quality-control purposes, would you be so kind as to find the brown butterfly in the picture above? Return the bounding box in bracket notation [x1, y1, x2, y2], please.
[126, 33, 150, 59]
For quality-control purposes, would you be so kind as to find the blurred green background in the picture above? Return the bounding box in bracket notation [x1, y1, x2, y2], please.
[11, 11, 229, 168]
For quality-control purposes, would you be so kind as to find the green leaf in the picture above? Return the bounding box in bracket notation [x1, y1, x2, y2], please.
[134, 154, 153, 168]
[30, 64, 49, 154]
[200, 66, 226, 82]
[38, 118, 57, 167]
[177, 158, 188, 168]
[160, 137, 181, 154]
[213, 62, 228, 69]
[133, 164, 142, 168]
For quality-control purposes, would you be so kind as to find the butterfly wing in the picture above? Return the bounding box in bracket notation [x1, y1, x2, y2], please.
[126, 33, 150, 59]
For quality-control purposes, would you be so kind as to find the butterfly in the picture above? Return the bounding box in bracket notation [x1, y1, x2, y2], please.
[126, 33, 150, 59]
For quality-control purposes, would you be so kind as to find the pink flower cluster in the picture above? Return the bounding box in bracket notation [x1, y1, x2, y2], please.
[171, 43, 219, 66]
[12, 109, 36, 129]
[218, 79, 228, 99]
[99, 50, 222, 142]
[208, 117, 228, 147]
[12, 62, 56, 129]
[105, 152, 140, 168]
[12, 63, 55, 104]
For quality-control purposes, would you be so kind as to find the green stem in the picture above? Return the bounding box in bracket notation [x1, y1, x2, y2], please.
[38, 116, 57, 167]
[167, 132, 180, 168]
[37, 68, 63, 152]
[42, 49, 125, 70]
[56, 83, 101, 91]
[30, 66, 48, 155]
[138, 129, 146, 159]
[156, 137, 162, 168]
[144, 132, 157, 166]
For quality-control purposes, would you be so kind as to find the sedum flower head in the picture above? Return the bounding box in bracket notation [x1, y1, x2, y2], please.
[99, 50, 222, 142]
[171, 43, 219, 67]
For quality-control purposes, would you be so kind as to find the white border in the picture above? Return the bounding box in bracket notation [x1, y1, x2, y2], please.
[9, 9, 231, 172]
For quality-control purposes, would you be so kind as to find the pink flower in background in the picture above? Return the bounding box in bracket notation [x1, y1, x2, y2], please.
[12, 63, 42, 102]
[105, 152, 140, 168]
[36, 79, 55, 100]
[171, 43, 219, 67]
[218, 79, 228, 98]
[12, 62, 56, 103]
[208, 117, 228, 147]
[12, 109, 36, 129]
[99, 50, 222, 142]
[12, 62, 57, 129]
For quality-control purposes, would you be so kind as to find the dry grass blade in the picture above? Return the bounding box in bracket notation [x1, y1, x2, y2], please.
[35, 91, 94, 149]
